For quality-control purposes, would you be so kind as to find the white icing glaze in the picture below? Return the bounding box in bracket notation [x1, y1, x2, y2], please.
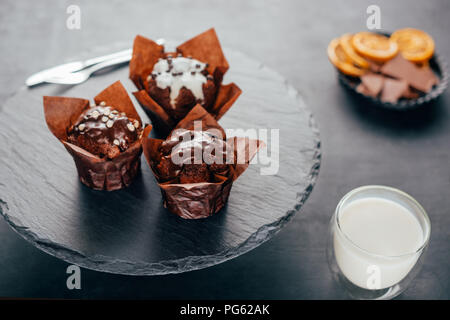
[148, 56, 208, 108]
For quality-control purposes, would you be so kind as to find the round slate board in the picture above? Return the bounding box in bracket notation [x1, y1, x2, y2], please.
[0, 45, 321, 275]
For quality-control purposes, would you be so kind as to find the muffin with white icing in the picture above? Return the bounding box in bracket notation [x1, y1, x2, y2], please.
[129, 28, 242, 134]
[146, 53, 217, 121]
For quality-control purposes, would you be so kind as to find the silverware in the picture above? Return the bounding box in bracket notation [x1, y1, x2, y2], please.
[26, 38, 165, 86]
[44, 54, 131, 85]
[25, 49, 132, 86]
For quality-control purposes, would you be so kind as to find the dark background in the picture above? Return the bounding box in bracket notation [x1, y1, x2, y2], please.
[0, 0, 449, 299]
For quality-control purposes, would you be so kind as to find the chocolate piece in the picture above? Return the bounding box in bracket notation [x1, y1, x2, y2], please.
[420, 65, 439, 86]
[129, 28, 242, 133]
[380, 78, 408, 103]
[360, 73, 384, 97]
[368, 60, 383, 73]
[142, 105, 264, 219]
[380, 54, 438, 92]
[356, 83, 373, 96]
[43, 81, 148, 191]
[402, 86, 420, 99]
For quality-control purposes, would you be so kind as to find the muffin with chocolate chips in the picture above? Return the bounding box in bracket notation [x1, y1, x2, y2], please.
[68, 103, 142, 160]
[155, 129, 232, 184]
[43, 81, 149, 191]
[142, 104, 264, 219]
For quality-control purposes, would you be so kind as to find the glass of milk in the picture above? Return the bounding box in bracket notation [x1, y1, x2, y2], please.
[327, 185, 431, 300]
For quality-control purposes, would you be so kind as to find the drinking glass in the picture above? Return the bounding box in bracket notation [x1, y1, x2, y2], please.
[327, 185, 431, 300]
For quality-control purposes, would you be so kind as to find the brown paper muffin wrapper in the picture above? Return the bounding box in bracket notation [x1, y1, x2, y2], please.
[142, 105, 264, 219]
[129, 28, 242, 135]
[43, 81, 150, 191]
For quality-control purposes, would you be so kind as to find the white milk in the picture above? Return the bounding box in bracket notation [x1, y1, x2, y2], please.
[334, 197, 424, 289]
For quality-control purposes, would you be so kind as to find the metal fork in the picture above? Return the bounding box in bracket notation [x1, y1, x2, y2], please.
[26, 49, 132, 86]
[44, 54, 132, 85]
[26, 38, 165, 86]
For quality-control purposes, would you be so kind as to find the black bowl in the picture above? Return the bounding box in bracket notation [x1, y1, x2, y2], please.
[337, 32, 448, 111]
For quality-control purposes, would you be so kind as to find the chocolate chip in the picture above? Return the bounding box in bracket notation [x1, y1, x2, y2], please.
[120, 141, 127, 151]
[127, 123, 135, 132]
[191, 71, 196, 75]
[195, 64, 201, 69]
[91, 110, 100, 120]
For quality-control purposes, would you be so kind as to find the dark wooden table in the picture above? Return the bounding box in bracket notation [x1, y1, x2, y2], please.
[0, 0, 449, 299]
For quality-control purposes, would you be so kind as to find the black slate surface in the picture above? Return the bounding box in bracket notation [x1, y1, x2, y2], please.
[0, 46, 320, 275]
[0, 0, 449, 299]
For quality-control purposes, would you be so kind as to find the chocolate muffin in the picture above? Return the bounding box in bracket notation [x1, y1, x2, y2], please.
[141, 104, 264, 219]
[68, 102, 142, 160]
[146, 54, 217, 121]
[130, 30, 242, 134]
[44, 81, 148, 191]
[155, 129, 232, 183]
